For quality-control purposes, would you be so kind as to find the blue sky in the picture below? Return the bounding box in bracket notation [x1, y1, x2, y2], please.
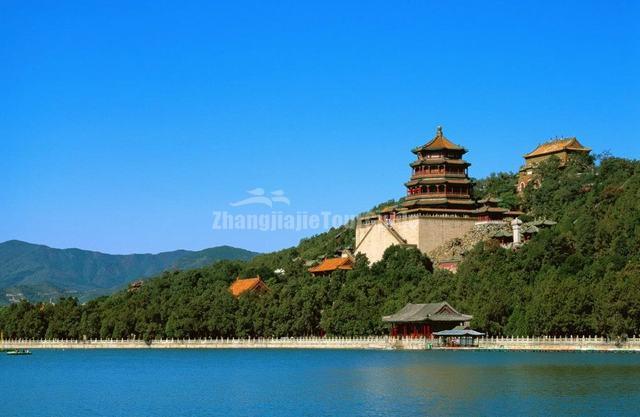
[1, 1, 638, 254]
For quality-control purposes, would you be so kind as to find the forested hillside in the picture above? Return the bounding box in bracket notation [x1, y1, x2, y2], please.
[2, 154, 639, 339]
[0, 241, 258, 304]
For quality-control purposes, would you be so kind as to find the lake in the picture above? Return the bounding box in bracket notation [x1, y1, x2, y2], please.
[1, 349, 639, 416]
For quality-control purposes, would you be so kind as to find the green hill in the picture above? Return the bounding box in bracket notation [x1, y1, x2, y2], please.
[0, 241, 258, 304]
[1, 154, 639, 339]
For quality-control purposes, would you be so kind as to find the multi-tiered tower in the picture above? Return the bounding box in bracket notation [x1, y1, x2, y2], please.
[355, 127, 504, 264]
[402, 126, 475, 214]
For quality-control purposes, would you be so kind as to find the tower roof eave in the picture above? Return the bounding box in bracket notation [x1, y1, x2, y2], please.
[412, 126, 467, 154]
[410, 158, 471, 167]
[402, 198, 477, 207]
[405, 178, 472, 187]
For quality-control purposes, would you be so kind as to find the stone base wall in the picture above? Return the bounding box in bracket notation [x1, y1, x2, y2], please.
[355, 216, 477, 263]
[417, 216, 477, 255]
[355, 222, 405, 264]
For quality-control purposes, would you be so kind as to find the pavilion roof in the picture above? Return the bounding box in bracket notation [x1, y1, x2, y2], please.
[412, 127, 466, 153]
[378, 205, 399, 213]
[491, 229, 512, 238]
[308, 257, 353, 274]
[382, 302, 472, 323]
[433, 329, 485, 337]
[524, 137, 591, 158]
[530, 219, 557, 227]
[474, 206, 509, 214]
[477, 197, 502, 204]
[229, 276, 269, 297]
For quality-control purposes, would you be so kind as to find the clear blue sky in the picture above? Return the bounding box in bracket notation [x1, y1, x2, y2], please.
[1, 1, 638, 254]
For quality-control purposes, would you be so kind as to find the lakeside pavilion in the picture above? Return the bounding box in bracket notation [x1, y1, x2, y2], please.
[433, 327, 485, 347]
[382, 302, 472, 338]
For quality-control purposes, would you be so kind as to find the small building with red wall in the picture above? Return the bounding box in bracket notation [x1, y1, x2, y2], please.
[382, 302, 472, 338]
[435, 259, 461, 273]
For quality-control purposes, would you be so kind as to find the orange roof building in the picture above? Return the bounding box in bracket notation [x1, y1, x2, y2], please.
[229, 276, 270, 297]
[308, 257, 354, 276]
[518, 137, 591, 193]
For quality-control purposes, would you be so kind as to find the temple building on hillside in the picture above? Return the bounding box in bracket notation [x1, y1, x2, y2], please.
[382, 302, 472, 338]
[355, 127, 519, 264]
[229, 276, 270, 297]
[475, 197, 512, 222]
[308, 255, 354, 276]
[518, 137, 591, 193]
[403, 126, 475, 213]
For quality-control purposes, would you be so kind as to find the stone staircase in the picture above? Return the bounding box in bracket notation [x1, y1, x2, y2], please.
[380, 220, 416, 248]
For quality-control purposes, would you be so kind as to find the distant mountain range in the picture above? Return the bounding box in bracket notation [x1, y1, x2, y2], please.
[0, 240, 259, 304]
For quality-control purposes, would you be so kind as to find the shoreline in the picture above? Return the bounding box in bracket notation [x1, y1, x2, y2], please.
[3, 336, 640, 352]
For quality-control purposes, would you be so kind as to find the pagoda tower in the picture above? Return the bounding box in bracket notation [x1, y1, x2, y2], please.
[355, 126, 517, 265]
[402, 126, 476, 214]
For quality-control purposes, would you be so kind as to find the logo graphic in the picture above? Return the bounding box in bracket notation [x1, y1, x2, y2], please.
[230, 188, 291, 207]
[213, 187, 354, 232]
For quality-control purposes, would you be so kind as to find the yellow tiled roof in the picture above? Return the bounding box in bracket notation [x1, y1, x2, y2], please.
[524, 138, 591, 158]
[423, 127, 464, 151]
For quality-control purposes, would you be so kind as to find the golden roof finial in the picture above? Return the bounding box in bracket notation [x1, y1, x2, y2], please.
[436, 126, 443, 137]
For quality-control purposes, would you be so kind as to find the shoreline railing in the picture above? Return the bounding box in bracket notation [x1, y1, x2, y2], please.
[2, 335, 639, 350]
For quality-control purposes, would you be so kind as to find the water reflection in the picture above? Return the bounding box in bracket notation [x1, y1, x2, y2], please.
[325, 351, 640, 416]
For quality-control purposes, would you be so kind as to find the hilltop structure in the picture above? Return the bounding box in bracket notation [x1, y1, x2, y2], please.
[518, 137, 591, 193]
[355, 127, 518, 264]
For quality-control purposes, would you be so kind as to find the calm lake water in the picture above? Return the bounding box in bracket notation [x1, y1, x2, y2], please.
[1, 349, 639, 417]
